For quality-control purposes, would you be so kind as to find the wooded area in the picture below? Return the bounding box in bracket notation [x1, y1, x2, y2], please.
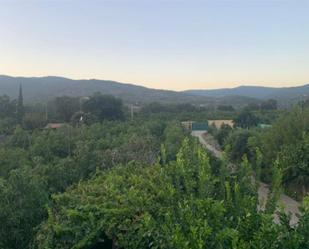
[0, 89, 309, 249]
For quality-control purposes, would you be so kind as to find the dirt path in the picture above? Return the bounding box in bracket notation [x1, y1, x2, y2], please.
[191, 131, 300, 225]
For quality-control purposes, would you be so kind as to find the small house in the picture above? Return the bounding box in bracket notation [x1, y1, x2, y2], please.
[44, 123, 65, 129]
[208, 120, 234, 129]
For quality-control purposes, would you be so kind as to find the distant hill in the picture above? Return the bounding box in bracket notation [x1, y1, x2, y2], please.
[0, 75, 206, 104]
[184, 84, 309, 105]
[0, 75, 259, 107]
[2, 75, 306, 107]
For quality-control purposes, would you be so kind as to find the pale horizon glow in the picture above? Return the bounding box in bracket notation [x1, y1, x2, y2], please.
[0, 0, 308, 91]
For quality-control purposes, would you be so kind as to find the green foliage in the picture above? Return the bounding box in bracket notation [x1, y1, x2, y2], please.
[32, 139, 309, 249]
[260, 99, 277, 110]
[0, 118, 188, 249]
[214, 124, 233, 147]
[53, 96, 80, 122]
[277, 133, 309, 193]
[217, 105, 235, 112]
[141, 102, 204, 116]
[0, 169, 48, 249]
[262, 107, 309, 165]
[224, 129, 257, 162]
[33, 140, 223, 249]
[266, 160, 283, 214]
[9, 125, 31, 149]
[234, 110, 259, 129]
[71, 111, 98, 126]
[1, 103, 309, 249]
[0, 117, 16, 134]
[163, 121, 186, 161]
[82, 93, 124, 121]
[0, 95, 16, 118]
[258, 107, 309, 190]
[296, 195, 309, 248]
[223, 106, 309, 200]
[22, 112, 46, 130]
[0, 147, 29, 178]
[16, 84, 25, 123]
[0, 95, 18, 133]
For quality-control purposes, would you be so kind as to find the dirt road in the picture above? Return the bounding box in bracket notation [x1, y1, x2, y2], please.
[191, 131, 300, 225]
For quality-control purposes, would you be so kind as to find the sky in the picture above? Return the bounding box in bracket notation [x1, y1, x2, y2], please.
[0, 0, 308, 91]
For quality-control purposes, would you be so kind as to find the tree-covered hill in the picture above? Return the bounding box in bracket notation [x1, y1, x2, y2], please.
[184, 84, 309, 106]
[0, 75, 260, 107]
[2, 75, 307, 107]
[0, 75, 208, 104]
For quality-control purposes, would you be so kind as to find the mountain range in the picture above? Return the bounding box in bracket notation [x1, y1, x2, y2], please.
[0, 75, 208, 104]
[184, 85, 309, 101]
[0, 75, 308, 107]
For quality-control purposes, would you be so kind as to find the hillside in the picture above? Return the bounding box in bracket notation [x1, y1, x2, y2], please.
[0, 75, 212, 104]
[184, 84, 309, 105]
[0, 75, 259, 106]
[1, 75, 307, 106]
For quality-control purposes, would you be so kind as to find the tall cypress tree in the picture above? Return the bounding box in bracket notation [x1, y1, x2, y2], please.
[16, 84, 24, 123]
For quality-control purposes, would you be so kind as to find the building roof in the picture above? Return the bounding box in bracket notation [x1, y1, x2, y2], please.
[44, 123, 65, 129]
[208, 120, 234, 128]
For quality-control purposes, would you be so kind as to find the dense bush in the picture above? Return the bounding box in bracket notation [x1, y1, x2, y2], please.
[0, 119, 185, 249]
[1, 95, 309, 249]
[223, 107, 309, 196]
[224, 129, 259, 163]
[33, 139, 309, 249]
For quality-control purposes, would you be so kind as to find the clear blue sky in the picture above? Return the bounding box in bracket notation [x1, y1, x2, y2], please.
[0, 0, 308, 90]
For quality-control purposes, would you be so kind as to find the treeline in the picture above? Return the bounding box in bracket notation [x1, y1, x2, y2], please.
[0, 91, 127, 133]
[1, 93, 230, 133]
[0, 86, 281, 134]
